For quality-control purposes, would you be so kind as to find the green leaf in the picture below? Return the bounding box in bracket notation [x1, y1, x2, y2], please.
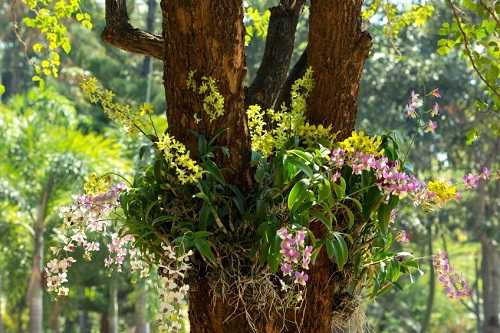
[287, 180, 308, 211]
[286, 155, 313, 178]
[346, 197, 363, 214]
[363, 187, 383, 219]
[318, 178, 333, 208]
[194, 238, 216, 263]
[387, 261, 401, 282]
[378, 196, 399, 233]
[311, 211, 332, 232]
[337, 203, 355, 229]
[325, 238, 335, 260]
[310, 244, 323, 265]
[288, 149, 314, 163]
[268, 233, 282, 273]
[326, 233, 348, 269]
[193, 231, 210, 239]
[332, 177, 346, 199]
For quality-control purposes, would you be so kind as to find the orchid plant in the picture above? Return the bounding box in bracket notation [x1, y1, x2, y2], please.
[45, 71, 499, 331]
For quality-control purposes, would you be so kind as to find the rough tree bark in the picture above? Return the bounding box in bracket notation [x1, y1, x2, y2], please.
[296, 2, 371, 333]
[161, 0, 250, 180]
[102, 0, 371, 332]
[307, 0, 371, 140]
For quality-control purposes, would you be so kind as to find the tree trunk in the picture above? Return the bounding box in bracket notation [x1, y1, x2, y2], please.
[63, 318, 74, 333]
[109, 278, 119, 333]
[474, 183, 500, 333]
[27, 215, 44, 333]
[27, 180, 53, 333]
[481, 238, 500, 333]
[49, 299, 62, 333]
[102, 0, 371, 328]
[420, 220, 436, 333]
[0, 273, 4, 333]
[100, 312, 109, 333]
[141, 0, 157, 103]
[135, 283, 150, 333]
[161, 0, 250, 182]
[307, 0, 371, 140]
[141, 0, 158, 78]
[1, 31, 30, 98]
[293, 2, 371, 332]
[157, 0, 371, 332]
[79, 310, 90, 333]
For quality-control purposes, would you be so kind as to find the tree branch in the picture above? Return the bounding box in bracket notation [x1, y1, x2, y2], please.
[275, 47, 308, 109]
[245, 0, 305, 109]
[446, 0, 499, 98]
[102, 0, 163, 59]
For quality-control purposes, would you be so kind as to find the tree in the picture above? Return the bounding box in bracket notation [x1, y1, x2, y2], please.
[0, 89, 127, 332]
[99, 1, 371, 332]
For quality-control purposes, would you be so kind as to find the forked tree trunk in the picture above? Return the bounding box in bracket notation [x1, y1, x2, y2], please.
[104, 0, 371, 331]
[158, 0, 371, 332]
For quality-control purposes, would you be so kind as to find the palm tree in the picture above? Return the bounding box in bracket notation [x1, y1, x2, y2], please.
[0, 89, 128, 332]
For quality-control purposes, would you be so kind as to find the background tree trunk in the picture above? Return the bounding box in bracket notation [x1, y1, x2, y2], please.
[141, 0, 157, 78]
[472, 182, 500, 333]
[100, 312, 109, 333]
[420, 220, 436, 333]
[481, 238, 500, 333]
[141, 0, 157, 103]
[49, 299, 62, 333]
[109, 278, 119, 333]
[1, 5, 31, 99]
[27, 222, 43, 333]
[79, 310, 90, 333]
[0, 273, 4, 333]
[27, 179, 52, 333]
[134, 282, 150, 333]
